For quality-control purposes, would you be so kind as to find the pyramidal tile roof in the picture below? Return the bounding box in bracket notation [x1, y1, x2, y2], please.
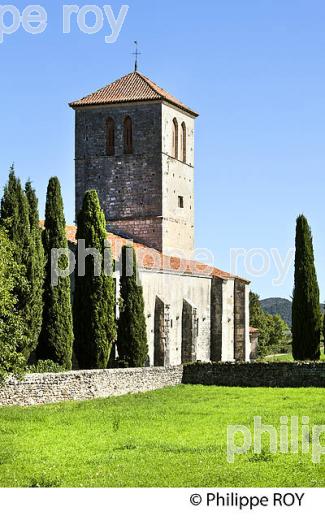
[69, 71, 199, 117]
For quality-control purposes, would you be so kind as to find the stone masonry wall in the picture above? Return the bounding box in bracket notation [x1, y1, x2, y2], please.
[140, 270, 211, 366]
[183, 362, 325, 388]
[161, 103, 195, 254]
[75, 102, 163, 250]
[1, 363, 325, 407]
[74, 100, 197, 254]
[0, 366, 183, 407]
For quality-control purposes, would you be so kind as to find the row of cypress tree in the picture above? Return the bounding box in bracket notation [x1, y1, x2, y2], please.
[292, 214, 323, 361]
[0, 167, 148, 373]
[73, 191, 148, 369]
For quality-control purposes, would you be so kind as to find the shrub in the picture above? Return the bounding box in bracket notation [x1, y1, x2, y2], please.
[27, 360, 66, 374]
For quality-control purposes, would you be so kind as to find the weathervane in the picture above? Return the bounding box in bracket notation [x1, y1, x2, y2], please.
[132, 41, 141, 72]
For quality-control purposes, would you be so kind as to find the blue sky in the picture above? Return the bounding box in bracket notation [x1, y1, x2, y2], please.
[0, 0, 324, 300]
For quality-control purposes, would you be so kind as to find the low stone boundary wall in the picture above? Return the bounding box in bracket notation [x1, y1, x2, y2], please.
[1, 362, 325, 407]
[183, 362, 325, 388]
[0, 366, 183, 407]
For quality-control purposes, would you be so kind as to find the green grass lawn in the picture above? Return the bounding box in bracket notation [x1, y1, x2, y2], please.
[263, 353, 325, 362]
[0, 385, 324, 487]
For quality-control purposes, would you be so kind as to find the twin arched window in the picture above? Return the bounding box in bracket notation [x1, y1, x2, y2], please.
[106, 116, 186, 160]
[172, 118, 186, 163]
[106, 116, 133, 156]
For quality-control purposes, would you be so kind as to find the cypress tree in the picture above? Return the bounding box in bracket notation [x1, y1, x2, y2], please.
[292, 215, 321, 360]
[0, 165, 30, 266]
[25, 181, 44, 354]
[0, 227, 26, 379]
[37, 177, 73, 369]
[74, 190, 116, 369]
[0, 166, 33, 358]
[117, 246, 148, 367]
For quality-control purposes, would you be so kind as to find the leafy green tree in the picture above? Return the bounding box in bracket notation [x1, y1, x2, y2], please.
[117, 246, 148, 367]
[250, 292, 288, 357]
[250, 292, 264, 324]
[268, 314, 288, 346]
[74, 190, 116, 369]
[0, 228, 26, 380]
[249, 292, 270, 348]
[37, 177, 73, 369]
[292, 215, 321, 360]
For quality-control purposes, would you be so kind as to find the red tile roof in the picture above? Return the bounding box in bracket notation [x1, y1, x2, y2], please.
[65, 225, 249, 283]
[69, 71, 199, 117]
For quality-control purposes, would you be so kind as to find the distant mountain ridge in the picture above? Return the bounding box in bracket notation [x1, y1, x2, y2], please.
[261, 298, 325, 327]
[260, 298, 292, 327]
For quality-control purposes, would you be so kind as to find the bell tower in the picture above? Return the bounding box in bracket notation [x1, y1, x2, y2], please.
[70, 71, 198, 255]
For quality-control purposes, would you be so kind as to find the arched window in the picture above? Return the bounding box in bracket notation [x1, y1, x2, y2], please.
[124, 116, 133, 154]
[106, 117, 115, 156]
[180, 122, 187, 163]
[172, 118, 178, 159]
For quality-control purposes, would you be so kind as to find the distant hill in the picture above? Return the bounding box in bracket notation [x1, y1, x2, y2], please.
[261, 298, 325, 327]
[260, 298, 293, 327]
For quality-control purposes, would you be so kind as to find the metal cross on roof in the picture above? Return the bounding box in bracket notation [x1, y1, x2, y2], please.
[132, 41, 141, 72]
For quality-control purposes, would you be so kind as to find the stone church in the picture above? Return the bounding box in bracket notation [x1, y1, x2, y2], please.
[69, 70, 252, 365]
